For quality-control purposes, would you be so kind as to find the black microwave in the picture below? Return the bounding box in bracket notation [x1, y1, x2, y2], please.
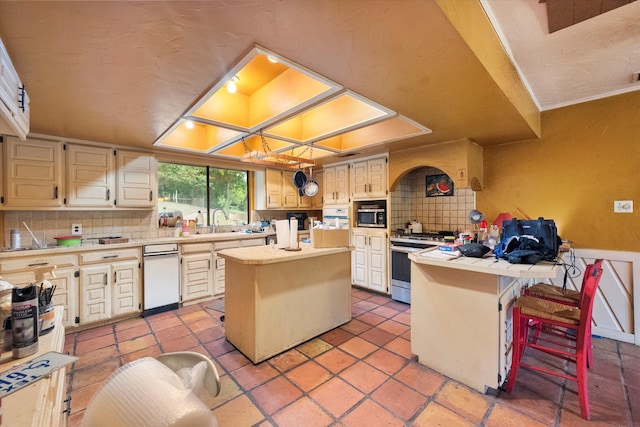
[357, 206, 386, 228]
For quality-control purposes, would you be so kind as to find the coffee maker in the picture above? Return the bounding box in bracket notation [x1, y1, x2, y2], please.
[286, 212, 307, 230]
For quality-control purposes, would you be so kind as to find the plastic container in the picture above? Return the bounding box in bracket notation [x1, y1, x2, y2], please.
[54, 235, 82, 246]
[10, 229, 21, 249]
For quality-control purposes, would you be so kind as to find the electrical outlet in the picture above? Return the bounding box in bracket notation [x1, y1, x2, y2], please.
[614, 200, 633, 213]
[71, 224, 82, 235]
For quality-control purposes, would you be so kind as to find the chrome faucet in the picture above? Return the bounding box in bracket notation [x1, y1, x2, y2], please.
[211, 208, 229, 231]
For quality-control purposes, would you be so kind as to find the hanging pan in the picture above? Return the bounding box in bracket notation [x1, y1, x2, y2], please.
[303, 167, 319, 197]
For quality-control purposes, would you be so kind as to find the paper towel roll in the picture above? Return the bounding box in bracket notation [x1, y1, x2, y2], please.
[275, 220, 290, 249]
[289, 219, 298, 249]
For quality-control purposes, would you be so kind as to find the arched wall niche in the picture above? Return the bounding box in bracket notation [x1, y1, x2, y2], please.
[389, 138, 483, 192]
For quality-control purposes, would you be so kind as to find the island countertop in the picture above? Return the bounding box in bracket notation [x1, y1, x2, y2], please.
[217, 242, 352, 265]
[409, 248, 561, 279]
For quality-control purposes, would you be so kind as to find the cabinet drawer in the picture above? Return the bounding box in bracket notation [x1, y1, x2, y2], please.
[79, 248, 139, 264]
[181, 243, 212, 254]
[212, 240, 240, 251]
[240, 238, 265, 247]
[0, 253, 77, 273]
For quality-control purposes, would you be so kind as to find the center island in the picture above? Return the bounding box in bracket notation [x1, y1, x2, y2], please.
[217, 243, 353, 363]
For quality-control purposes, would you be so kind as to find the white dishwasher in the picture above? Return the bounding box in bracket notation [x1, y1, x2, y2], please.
[143, 243, 180, 316]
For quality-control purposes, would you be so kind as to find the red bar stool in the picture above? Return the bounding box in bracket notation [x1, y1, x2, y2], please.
[523, 259, 603, 368]
[505, 264, 603, 420]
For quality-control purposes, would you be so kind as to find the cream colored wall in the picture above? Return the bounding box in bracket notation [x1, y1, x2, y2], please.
[477, 91, 640, 252]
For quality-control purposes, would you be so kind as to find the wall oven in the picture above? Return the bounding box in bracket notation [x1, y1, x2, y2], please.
[390, 234, 441, 303]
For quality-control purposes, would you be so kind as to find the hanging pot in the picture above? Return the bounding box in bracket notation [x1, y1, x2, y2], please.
[293, 169, 307, 196]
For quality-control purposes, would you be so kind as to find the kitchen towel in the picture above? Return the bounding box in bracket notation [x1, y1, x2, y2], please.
[275, 220, 290, 249]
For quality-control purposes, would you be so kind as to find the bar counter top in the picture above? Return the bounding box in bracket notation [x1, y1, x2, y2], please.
[217, 242, 352, 265]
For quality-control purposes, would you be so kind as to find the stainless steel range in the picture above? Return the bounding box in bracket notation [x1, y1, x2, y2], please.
[390, 232, 452, 303]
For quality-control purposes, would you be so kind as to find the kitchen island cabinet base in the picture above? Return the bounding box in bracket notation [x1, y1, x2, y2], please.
[223, 248, 351, 364]
[409, 252, 560, 393]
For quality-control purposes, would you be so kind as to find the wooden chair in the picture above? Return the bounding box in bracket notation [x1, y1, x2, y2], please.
[505, 263, 603, 420]
[524, 259, 603, 367]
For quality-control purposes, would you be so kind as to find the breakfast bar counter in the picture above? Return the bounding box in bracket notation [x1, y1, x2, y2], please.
[217, 243, 352, 363]
[408, 249, 561, 393]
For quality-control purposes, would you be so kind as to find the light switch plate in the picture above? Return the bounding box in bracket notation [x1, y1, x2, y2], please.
[71, 224, 82, 235]
[614, 200, 633, 213]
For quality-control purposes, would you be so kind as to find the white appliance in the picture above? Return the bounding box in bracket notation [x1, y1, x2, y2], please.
[321, 206, 350, 229]
[143, 243, 180, 316]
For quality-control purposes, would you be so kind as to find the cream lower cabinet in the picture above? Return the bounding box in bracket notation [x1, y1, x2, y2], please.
[79, 248, 141, 325]
[181, 243, 214, 303]
[0, 253, 78, 328]
[352, 229, 388, 293]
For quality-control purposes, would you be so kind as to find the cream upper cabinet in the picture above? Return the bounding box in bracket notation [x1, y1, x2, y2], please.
[115, 150, 157, 208]
[351, 156, 388, 200]
[310, 170, 323, 209]
[282, 171, 299, 209]
[262, 168, 312, 209]
[66, 144, 115, 207]
[265, 168, 283, 209]
[0, 139, 4, 205]
[323, 163, 349, 205]
[4, 136, 63, 207]
[352, 228, 388, 293]
[0, 38, 29, 140]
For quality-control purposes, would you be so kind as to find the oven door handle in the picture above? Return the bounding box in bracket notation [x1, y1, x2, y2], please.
[390, 245, 421, 253]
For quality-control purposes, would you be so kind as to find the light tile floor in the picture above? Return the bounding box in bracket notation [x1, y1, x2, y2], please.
[64, 288, 639, 426]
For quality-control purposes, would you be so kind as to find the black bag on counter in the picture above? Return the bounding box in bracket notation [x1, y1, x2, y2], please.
[493, 217, 561, 264]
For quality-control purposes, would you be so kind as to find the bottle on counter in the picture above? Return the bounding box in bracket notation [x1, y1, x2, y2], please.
[477, 220, 488, 244]
[174, 219, 182, 237]
[195, 210, 205, 227]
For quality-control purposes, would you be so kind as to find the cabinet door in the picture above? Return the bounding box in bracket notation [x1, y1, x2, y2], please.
[115, 150, 156, 207]
[181, 253, 213, 303]
[0, 141, 4, 205]
[334, 164, 350, 204]
[66, 144, 115, 207]
[368, 230, 388, 293]
[79, 264, 111, 324]
[112, 260, 140, 316]
[351, 230, 368, 287]
[323, 166, 337, 205]
[0, 42, 29, 139]
[48, 267, 79, 328]
[311, 170, 323, 208]
[351, 160, 368, 199]
[265, 169, 282, 209]
[367, 157, 388, 198]
[282, 171, 299, 208]
[4, 137, 63, 207]
[213, 255, 225, 296]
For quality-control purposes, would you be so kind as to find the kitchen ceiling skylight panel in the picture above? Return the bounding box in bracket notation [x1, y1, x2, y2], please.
[188, 47, 342, 133]
[263, 91, 393, 143]
[313, 115, 432, 152]
[215, 134, 295, 158]
[154, 120, 245, 153]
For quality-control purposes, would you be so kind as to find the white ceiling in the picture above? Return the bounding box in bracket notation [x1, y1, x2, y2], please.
[482, 0, 640, 110]
[0, 1, 638, 160]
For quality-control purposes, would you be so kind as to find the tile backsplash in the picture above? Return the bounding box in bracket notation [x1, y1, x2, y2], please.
[390, 167, 475, 233]
[1, 209, 175, 249]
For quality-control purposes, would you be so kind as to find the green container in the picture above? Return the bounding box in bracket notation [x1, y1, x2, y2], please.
[54, 236, 82, 246]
